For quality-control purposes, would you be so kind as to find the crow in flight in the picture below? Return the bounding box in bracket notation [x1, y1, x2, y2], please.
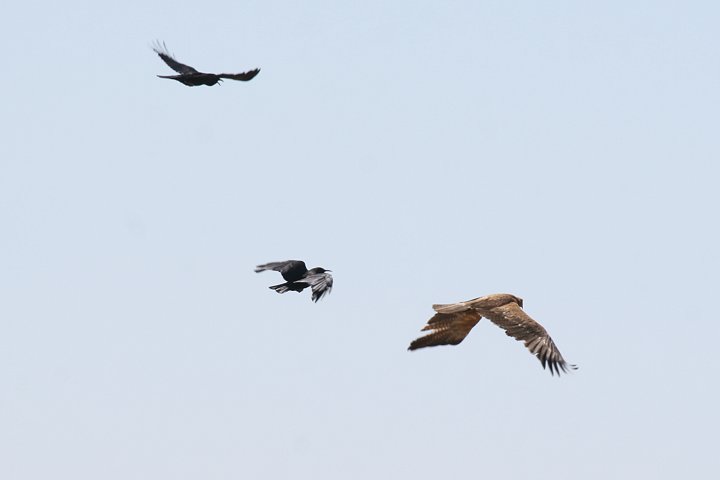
[408, 293, 577, 376]
[152, 41, 260, 87]
[255, 260, 333, 303]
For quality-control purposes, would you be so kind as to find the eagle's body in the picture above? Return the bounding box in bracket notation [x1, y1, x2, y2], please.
[152, 41, 260, 87]
[255, 260, 333, 303]
[408, 293, 577, 376]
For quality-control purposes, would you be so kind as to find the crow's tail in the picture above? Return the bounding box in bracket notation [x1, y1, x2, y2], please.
[269, 282, 306, 294]
[269, 283, 291, 294]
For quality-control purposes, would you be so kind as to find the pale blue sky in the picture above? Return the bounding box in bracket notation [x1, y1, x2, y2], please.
[1, 1, 719, 479]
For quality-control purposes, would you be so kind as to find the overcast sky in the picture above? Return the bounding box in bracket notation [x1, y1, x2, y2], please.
[1, 1, 719, 479]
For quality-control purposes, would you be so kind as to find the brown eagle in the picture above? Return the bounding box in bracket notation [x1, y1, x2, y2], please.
[408, 293, 577, 376]
[152, 41, 260, 87]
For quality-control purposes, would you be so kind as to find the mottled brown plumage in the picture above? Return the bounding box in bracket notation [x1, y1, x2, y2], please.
[408, 293, 577, 376]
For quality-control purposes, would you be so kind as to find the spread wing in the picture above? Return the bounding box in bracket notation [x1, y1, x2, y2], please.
[152, 41, 199, 74]
[408, 307, 483, 350]
[254, 260, 308, 281]
[304, 272, 333, 302]
[483, 302, 577, 376]
[218, 69, 261, 81]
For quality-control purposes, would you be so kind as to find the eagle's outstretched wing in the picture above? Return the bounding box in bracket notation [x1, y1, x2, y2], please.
[152, 41, 199, 74]
[219, 69, 261, 81]
[408, 307, 483, 350]
[254, 260, 308, 281]
[482, 302, 577, 376]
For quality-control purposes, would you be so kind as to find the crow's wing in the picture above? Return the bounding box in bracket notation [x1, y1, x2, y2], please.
[483, 302, 577, 376]
[152, 41, 199, 74]
[218, 69, 261, 81]
[254, 260, 308, 281]
[303, 272, 333, 302]
[408, 306, 483, 350]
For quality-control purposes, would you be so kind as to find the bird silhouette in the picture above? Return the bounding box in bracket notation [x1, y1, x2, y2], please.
[255, 260, 333, 303]
[408, 293, 577, 376]
[152, 41, 260, 87]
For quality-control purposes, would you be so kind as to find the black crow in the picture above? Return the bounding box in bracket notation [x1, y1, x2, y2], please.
[152, 41, 260, 87]
[255, 260, 333, 303]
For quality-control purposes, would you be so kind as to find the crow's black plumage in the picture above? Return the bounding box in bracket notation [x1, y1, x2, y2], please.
[255, 260, 333, 302]
[152, 41, 260, 87]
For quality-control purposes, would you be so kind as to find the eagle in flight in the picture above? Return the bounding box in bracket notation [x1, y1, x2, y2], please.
[408, 293, 577, 376]
[255, 260, 333, 303]
[152, 41, 260, 87]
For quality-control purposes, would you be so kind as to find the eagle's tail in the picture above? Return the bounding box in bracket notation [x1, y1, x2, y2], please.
[432, 302, 471, 314]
